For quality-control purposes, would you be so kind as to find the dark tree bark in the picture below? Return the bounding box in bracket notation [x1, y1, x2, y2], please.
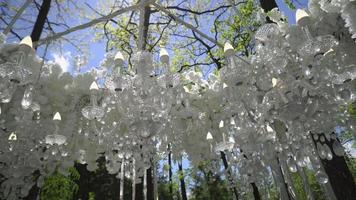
[135, 178, 144, 200]
[275, 156, 292, 200]
[241, 151, 261, 200]
[220, 151, 239, 200]
[74, 163, 90, 200]
[23, 170, 41, 200]
[146, 167, 154, 200]
[168, 143, 173, 198]
[74, 157, 121, 200]
[259, 0, 278, 23]
[313, 133, 356, 200]
[250, 182, 261, 200]
[259, 0, 278, 12]
[31, 0, 52, 44]
[178, 159, 188, 200]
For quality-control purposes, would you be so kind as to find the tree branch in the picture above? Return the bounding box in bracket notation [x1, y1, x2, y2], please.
[2, 0, 31, 35]
[152, 2, 222, 48]
[34, 3, 142, 46]
[166, 4, 231, 15]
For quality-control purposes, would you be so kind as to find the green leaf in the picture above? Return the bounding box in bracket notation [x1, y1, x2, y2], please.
[284, 0, 296, 10]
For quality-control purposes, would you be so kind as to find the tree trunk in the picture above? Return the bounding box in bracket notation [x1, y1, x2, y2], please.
[146, 168, 154, 200]
[135, 178, 144, 200]
[251, 182, 261, 200]
[31, 0, 52, 43]
[241, 152, 261, 200]
[259, 0, 278, 23]
[168, 143, 173, 198]
[178, 159, 188, 200]
[259, 0, 278, 12]
[313, 133, 356, 200]
[220, 151, 239, 200]
[138, 3, 151, 51]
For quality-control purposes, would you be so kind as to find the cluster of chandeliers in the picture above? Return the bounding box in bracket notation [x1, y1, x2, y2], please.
[0, 0, 356, 199]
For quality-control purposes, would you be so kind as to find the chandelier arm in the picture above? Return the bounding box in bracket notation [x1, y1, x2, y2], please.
[34, 3, 142, 47]
[2, 0, 32, 36]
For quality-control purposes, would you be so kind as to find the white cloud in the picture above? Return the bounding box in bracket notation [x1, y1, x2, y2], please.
[52, 52, 71, 72]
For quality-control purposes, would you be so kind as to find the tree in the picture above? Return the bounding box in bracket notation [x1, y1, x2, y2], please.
[190, 160, 232, 200]
[178, 158, 188, 200]
[39, 167, 80, 200]
[31, 0, 52, 44]
[74, 156, 133, 200]
[312, 133, 356, 200]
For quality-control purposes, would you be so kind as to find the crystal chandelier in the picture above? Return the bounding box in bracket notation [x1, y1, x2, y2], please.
[1, 0, 356, 199]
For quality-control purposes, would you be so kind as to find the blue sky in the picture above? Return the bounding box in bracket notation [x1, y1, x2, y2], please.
[2, 0, 309, 74]
[276, 0, 309, 24]
[44, 0, 309, 75]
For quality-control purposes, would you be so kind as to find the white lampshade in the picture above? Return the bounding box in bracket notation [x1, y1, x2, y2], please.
[8, 132, 17, 141]
[219, 120, 224, 128]
[114, 51, 124, 66]
[266, 125, 274, 133]
[53, 112, 62, 121]
[20, 36, 33, 48]
[296, 9, 310, 26]
[89, 81, 99, 90]
[224, 42, 234, 57]
[206, 132, 213, 140]
[272, 78, 278, 87]
[160, 48, 169, 64]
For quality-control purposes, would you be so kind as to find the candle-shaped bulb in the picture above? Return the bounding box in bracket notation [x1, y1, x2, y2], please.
[20, 36, 33, 48]
[114, 51, 124, 66]
[206, 132, 213, 140]
[296, 9, 310, 26]
[266, 124, 274, 133]
[160, 48, 169, 64]
[219, 120, 224, 128]
[89, 81, 99, 91]
[53, 112, 61, 121]
[8, 132, 17, 141]
[272, 78, 278, 87]
[224, 42, 234, 57]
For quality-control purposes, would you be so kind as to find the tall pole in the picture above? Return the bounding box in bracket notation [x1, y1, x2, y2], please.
[136, 2, 152, 199]
[132, 158, 136, 200]
[143, 169, 147, 200]
[153, 161, 158, 200]
[120, 159, 125, 200]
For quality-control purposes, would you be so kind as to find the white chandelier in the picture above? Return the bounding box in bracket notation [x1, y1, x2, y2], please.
[1, 0, 356, 200]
